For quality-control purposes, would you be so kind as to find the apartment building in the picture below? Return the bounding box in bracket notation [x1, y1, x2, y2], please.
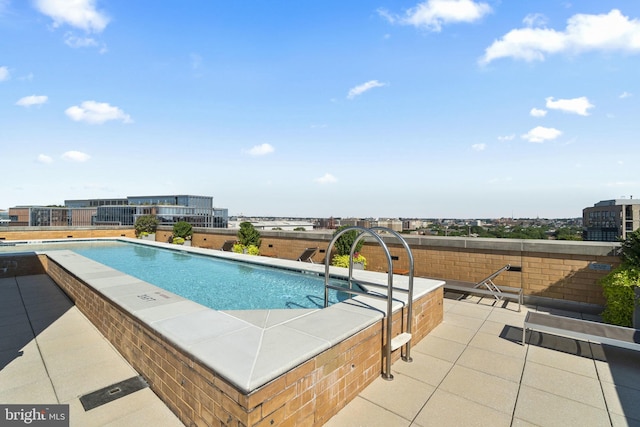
[583, 198, 640, 241]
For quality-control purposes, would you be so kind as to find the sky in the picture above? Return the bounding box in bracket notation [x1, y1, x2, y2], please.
[1, 0, 639, 219]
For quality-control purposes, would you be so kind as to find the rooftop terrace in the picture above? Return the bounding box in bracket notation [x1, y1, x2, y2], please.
[2, 273, 638, 426]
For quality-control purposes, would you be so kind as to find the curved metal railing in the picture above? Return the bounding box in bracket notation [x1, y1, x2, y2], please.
[323, 226, 415, 379]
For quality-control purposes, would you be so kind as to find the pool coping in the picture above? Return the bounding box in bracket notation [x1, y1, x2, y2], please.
[20, 237, 444, 393]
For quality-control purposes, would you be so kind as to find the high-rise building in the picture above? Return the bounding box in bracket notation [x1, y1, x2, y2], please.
[582, 198, 640, 241]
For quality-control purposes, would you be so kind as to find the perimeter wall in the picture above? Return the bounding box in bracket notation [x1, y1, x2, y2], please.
[1, 226, 620, 306]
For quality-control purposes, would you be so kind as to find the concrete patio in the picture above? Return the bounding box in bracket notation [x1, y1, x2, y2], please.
[1, 274, 639, 426]
[327, 294, 640, 427]
[0, 275, 183, 427]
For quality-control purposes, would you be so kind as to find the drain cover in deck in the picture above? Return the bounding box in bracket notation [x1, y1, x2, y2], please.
[80, 376, 149, 411]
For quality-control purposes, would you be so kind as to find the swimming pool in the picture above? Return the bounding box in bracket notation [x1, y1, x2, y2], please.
[4, 236, 445, 425]
[5, 240, 355, 310]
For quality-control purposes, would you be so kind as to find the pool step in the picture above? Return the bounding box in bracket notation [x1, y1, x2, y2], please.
[390, 332, 412, 351]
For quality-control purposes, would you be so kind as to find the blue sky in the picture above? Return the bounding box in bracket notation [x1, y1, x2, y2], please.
[2, 0, 639, 218]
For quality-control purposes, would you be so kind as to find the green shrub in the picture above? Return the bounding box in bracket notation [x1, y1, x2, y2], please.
[600, 267, 639, 327]
[600, 228, 640, 326]
[621, 229, 640, 268]
[331, 254, 367, 269]
[134, 215, 159, 237]
[333, 226, 364, 256]
[237, 222, 261, 247]
[231, 243, 260, 256]
[172, 221, 193, 240]
[172, 237, 185, 245]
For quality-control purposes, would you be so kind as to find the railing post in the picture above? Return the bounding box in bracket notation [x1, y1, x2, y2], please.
[370, 227, 415, 362]
[324, 226, 395, 380]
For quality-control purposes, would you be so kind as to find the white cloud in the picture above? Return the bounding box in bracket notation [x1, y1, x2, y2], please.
[380, 0, 491, 32]
[619, 91, 632, 98]
[522, 13, 548, 28]
[65, 101, 132, 124]
[471, 143, 486, 151]
[545, 96, 594, 116]
[0, 66, 9, 81]
[530, 108, 547, 117]
[246, 143, 274, 156]
[498, 134, 515, 141]
[64, 33, 98, 48]
[314, 173, 337, 184]
[481, 9, 640, 64]
[16, 95, 48, 107]
[347, 80, 386, 99]
[61, 151, 91, 162]
[521, 126, 562, 143]
[34, 0, 109, 33]
[37, 154, 53, 164]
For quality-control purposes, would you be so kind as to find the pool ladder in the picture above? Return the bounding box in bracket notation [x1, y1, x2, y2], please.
[323, 226, 415, 380]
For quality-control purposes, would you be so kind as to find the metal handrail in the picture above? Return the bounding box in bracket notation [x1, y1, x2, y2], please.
[324, 226, 394, 379]
[323, 226, 416, 379]
[369, 227, 415, 362]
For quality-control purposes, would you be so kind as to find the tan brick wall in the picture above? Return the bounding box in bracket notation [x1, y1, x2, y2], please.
[182, 229, 617, 306]
[3, 227, 620, 305]
[361, 244, 617, 306]
[0, 227, 135, 241]
[155, 229, 331, 263]
[40, 254, 442, 427]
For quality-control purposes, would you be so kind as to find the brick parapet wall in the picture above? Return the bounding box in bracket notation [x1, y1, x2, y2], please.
[0, 227, 135, 241]
[40, 254, 442, 426]
[3, 227, 621, 306]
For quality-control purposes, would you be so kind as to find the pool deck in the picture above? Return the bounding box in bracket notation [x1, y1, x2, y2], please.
[2, 242, 640, 426]
[0, 274, 183, 426]
[327, 296, 640, 426]
[39, 242, 444, 393]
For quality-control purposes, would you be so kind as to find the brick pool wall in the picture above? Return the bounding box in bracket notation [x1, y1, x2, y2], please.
[40, 254, 443, 426]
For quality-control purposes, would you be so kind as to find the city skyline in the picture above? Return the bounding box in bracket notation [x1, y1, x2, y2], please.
[2, 1, 639, 218]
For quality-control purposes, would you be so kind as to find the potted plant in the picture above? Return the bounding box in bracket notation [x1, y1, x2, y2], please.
[135, 215, 159, 241]
[331, 226, 366, 270]
[171, 221, 193, 246]
[233, 222, 261, 255]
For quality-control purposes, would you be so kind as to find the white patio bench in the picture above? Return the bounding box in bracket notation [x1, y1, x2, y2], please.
[523, 311, 640, 352]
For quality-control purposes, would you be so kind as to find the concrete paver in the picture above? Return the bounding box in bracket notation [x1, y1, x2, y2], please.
[0, 275, 184, 427]
[3, 273, 640, 426]
[514, 385, 610, 427]
[412, 389, 512, 427]
[329, 295, 640, 427]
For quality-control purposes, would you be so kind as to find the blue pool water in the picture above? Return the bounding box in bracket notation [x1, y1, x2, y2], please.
[31, 241, 355, 310]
